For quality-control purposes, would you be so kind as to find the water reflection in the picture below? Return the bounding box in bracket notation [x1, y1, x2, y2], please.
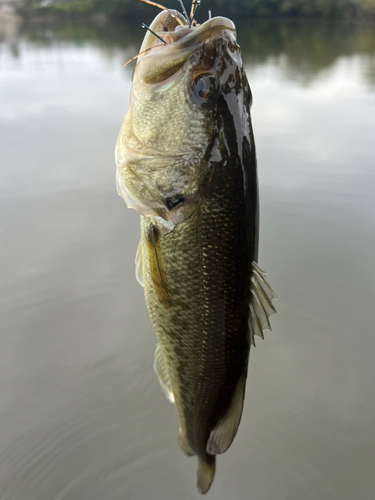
[2, 18, 375, 86]
[238, 19, 375, 84]
[1, 15, 375, 500]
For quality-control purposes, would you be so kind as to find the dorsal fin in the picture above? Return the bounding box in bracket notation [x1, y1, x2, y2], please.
[249, 262, 277, 347]
[206, 372, 247, 455]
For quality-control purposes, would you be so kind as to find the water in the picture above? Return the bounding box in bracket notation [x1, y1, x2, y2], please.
[1, 16, 375, 500]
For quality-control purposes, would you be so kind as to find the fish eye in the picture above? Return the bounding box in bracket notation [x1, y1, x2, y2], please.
[192, 73, 219, 102]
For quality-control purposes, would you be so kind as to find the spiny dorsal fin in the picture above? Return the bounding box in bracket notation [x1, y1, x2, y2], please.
[249, 262, 277, 347]
[206, 372, 247, 455]
[135, 239, 144, 287]
[153, 343, 175, 404]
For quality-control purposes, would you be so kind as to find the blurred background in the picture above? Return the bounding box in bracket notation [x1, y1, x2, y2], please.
[1, 1, 375, 499]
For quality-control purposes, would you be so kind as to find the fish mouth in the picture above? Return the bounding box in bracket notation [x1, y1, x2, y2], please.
[138, 15, 236, 84]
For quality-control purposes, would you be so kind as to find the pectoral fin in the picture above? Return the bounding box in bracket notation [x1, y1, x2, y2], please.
[153, 343, 174, 404]
[249, 262, 277, 347]
[146, 225, 170, 308]
[135, 239, 144, 287]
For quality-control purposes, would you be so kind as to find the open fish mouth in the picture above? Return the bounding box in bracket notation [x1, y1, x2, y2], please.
[137, 13, 236, 84]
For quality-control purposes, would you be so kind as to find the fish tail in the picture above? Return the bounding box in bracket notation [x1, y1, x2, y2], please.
[196, 455, 216, 495]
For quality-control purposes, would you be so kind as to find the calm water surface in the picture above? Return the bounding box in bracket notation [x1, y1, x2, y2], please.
[1, 17, 375, 500]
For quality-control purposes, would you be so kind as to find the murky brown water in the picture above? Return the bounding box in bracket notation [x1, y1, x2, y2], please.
[1, 16, 375, 500]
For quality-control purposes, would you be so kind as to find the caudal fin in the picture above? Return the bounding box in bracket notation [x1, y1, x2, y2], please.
[197, 456, 216, 495]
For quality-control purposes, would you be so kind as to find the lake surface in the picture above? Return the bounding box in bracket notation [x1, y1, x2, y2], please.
[1, 15, 375, 500]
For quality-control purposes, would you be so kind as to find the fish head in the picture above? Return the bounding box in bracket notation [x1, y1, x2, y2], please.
[116, 10, 252, 225]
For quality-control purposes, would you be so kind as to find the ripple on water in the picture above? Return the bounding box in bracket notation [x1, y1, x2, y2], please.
[0, 355, 159, 500]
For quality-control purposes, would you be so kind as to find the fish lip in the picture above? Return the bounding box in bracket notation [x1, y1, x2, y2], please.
[140, 16, 236, 61]
[172, 16, 236, 47]
[138, 16, 237, 84]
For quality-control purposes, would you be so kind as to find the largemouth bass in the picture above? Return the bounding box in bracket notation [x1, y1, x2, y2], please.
[115, 4, 276, 494]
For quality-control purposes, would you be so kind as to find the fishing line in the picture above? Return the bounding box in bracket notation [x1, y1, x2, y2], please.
[177, 0, 189, 20]
[123, 45, 164, 68]
[142, 23, 167, 44]
[139, 0, 184, 25]
[189, 0, 201, 28]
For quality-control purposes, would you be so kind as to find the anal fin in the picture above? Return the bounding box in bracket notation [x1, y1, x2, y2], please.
[153, 343, 174, 404]
[178, 428, 194, 457]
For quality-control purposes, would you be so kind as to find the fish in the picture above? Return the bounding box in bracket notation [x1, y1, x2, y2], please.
[115, 2, 277, 494]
